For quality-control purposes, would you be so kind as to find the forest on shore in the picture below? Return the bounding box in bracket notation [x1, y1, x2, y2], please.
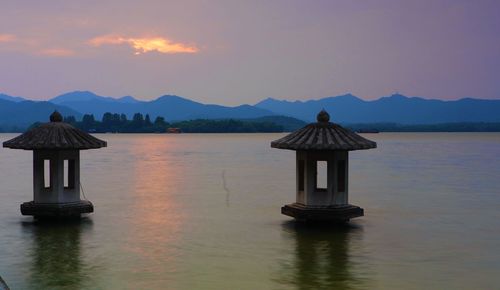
[45, 113, 289, 133]
[4, 112, 500, 133]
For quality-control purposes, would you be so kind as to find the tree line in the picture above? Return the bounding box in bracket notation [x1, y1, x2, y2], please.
[63, 113, 167, 133]
[56, 112, 284, 133]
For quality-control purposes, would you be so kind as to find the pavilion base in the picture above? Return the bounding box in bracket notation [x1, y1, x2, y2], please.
[20, 200, 93, 219]
[281, 203, 364, 222]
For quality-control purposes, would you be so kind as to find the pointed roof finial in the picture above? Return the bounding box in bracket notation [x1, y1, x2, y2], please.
[50, 110, 63, 122]
[316, 109, 330, 123]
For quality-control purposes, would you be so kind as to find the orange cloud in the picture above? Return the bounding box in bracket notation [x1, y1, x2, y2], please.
[0, 34, 74, 57]
[0, 34, 16, 42]
[38, 48, 75, 57]
[89, 35, 199, 55]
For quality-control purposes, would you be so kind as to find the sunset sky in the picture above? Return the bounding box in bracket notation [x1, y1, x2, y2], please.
[0, 0, 499, 105]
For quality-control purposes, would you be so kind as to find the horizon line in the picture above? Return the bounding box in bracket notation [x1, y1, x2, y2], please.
[1, 90, 499, 105]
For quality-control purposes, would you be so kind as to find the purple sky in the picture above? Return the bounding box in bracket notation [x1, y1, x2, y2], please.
[0, 0, 499, 105]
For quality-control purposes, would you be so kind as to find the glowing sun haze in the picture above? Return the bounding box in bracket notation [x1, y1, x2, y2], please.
[89, 35, 199, 55]
[0, 0, 499, 105]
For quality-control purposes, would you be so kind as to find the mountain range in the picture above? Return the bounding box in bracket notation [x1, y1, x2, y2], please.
[0, 90, 499, 130]
[0, 98, 81, 129]
[49, 91, 274, 121]
[255, 93, 500, 124]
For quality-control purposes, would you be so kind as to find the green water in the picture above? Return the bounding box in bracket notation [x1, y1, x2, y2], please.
[0, 133, 499, 289]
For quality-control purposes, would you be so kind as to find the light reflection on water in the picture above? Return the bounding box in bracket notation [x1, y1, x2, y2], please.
[0, 133, 499, 289]
[126, 137, 185, 273]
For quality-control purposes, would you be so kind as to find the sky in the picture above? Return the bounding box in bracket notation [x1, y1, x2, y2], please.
[0, 0, 499, 105]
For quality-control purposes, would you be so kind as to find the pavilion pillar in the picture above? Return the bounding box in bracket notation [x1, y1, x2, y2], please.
[332, 151, 349, 205]
[305, 155, 317, 205]
[60, 150, 81, 203]
[296, 151, 306, 204]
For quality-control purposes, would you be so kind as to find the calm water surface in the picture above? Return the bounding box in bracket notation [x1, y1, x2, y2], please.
[0, 133, 499, 290]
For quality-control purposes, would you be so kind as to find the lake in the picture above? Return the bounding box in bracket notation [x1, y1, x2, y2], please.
[0, 133, 499, 290]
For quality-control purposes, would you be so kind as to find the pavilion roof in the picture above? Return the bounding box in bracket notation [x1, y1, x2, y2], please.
[271, 110, 376, 151]
[3, 111, 106, 150]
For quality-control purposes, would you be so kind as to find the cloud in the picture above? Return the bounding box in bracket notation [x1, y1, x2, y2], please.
[88, 35, 199, 55]
[0, 34, 16, 42]
[0, 34, 74, 57]
[38, 48, 75, 57]
[2, 33, 199, 57]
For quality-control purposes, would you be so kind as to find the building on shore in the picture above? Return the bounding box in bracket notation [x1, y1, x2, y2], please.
[167, 127, 181, 133]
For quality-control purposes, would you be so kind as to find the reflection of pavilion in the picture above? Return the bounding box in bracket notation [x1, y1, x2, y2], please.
[23, 220, 94, 290]
[281, 222, 367, 290]
[0, 275, 9, 289]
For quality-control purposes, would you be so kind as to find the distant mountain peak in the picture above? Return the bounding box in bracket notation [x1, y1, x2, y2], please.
[50, 91, 143, 104]
[331, 93, 362, 100]
[387, 93, 409, 99]
[156, 94, 196, 102]
[157, 94, 183, 99]
[235, 104, 255, 109]
[50, 90, 104, 104]
[0, 93, 25, 102]
[62, 90, 99, 97]
[117, 95, 138, 103]
[261, 97, 276, 102]
[255, 97, 281, 106]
